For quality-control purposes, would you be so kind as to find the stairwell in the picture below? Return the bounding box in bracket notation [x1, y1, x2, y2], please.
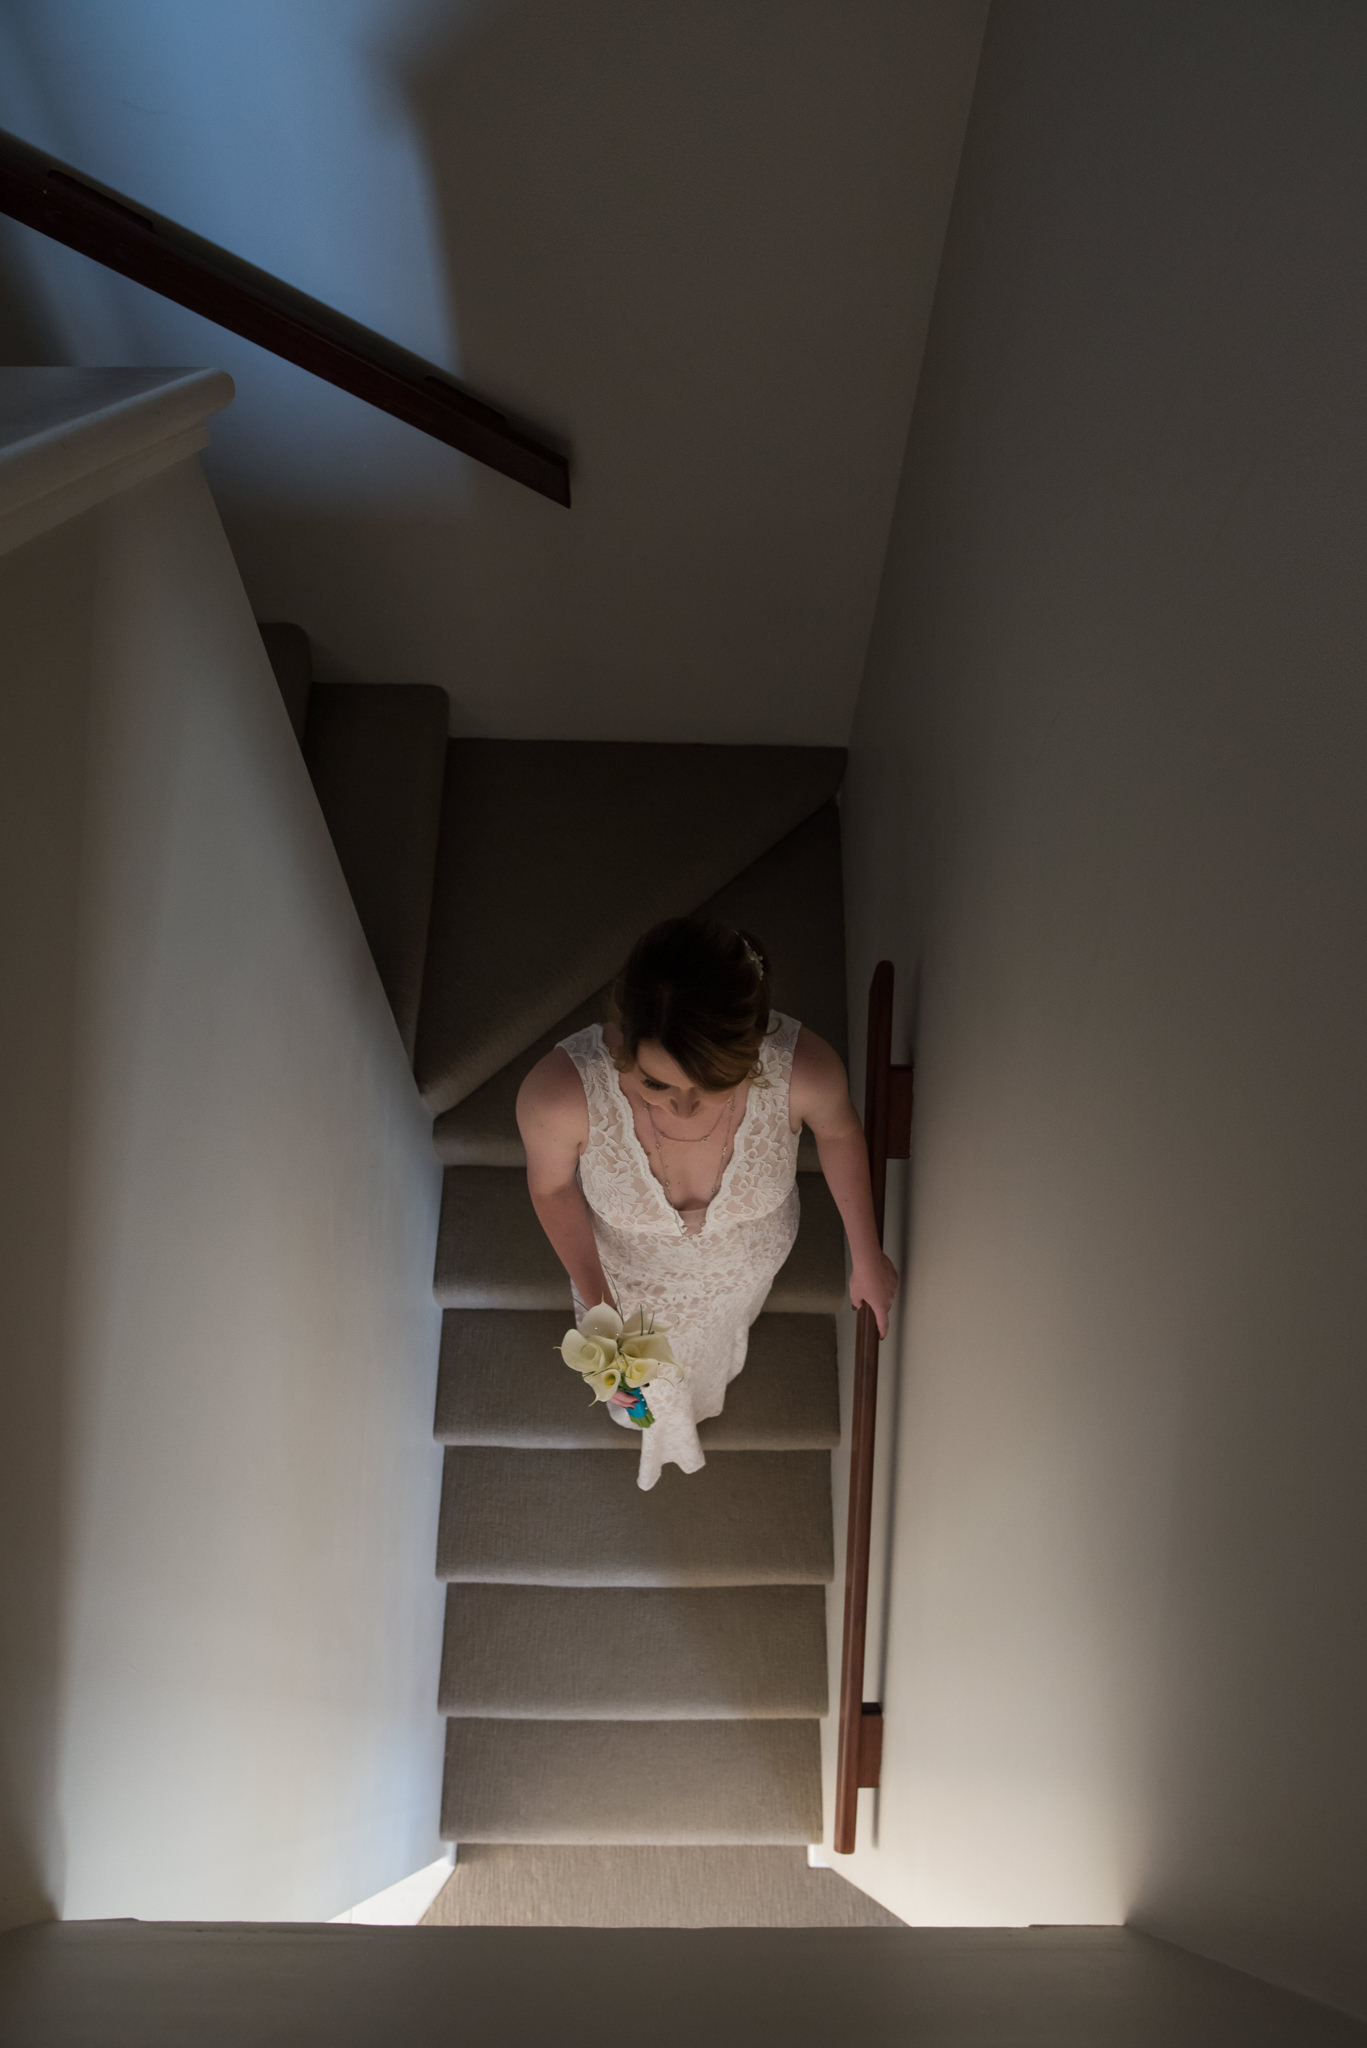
[266, 624, 887, 1912]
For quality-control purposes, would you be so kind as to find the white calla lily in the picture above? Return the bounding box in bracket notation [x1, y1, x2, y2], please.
[579, 1303, 624, 1341]
[619, 1329, 677, 1372]
[560, 1328, 619, 1375]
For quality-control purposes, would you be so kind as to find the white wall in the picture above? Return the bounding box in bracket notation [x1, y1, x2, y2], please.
[0, 445, 445, 1925]
[0, 505, 96, 1935]
[830, 0, 1367, 2022]
[0, 0, 987, 745]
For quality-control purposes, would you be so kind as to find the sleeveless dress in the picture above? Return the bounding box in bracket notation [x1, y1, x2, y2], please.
[557, 1010, 803, 1491]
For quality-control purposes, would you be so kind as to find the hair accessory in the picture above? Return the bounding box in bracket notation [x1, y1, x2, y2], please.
[740, 937, 763, 975]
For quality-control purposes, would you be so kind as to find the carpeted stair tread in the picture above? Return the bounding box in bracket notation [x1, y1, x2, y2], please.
[420, 1843, 904, 1927]
[302, 681, 449, 1061]
[434, 982, 614, 1169]
[433, 802, 848, 1168]
[413, 741, 845, 1117]
[434, 1310, 839, 1450]
[433, 1168, 845, 1312]
[441, 1717, 823, 1844]
[439, 1584, 828, 1718]
[437, 1448, 833, 1586]
[258, 620, 312, 742]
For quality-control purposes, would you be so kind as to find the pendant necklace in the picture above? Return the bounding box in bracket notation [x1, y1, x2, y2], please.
[646, 1089, 738, 1224]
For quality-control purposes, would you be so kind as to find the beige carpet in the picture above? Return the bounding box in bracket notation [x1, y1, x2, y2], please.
[421, 1845, 903, 1928]
[414, 739, 846, 1115]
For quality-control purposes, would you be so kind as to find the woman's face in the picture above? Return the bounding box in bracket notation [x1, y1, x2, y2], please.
[630, 1038, 733, 1120]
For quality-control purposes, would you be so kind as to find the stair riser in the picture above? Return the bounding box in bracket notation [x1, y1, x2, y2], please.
[440, 1584, 829, 1719]
[441, 1133, 828, 1173]
[435, 1308, 840, 1451]
[441, 1718, 823, 1846]
[434, 1167, 847, 1314]
[445, 1822, 819, 1846]
[433, 1275, 843, 1314]
[438, 1448, 833, 1588]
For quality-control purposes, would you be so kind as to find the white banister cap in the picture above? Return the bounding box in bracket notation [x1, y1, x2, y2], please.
[0, 365, 233, 556]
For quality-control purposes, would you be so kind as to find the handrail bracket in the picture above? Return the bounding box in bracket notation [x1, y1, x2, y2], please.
[857, 1703, 884, 1788]
[888, 1065, 914, 1160]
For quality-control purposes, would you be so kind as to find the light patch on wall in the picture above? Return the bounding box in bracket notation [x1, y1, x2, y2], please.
[330, 1849, 456, 1925]
[0, 0, 476, 508]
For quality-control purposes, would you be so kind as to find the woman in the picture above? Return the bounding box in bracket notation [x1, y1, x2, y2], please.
[516, 916, 899, 1491]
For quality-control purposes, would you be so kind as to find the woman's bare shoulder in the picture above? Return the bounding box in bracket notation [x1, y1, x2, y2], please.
[516, 1049, 590, 1187]
[517, 1045, 587, 1127]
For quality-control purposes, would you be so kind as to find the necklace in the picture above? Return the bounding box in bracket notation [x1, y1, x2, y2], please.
[646, 1089, 737, 1219]
[643, 1099, 728, 1142]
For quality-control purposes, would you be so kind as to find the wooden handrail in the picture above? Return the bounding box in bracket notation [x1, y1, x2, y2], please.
[0, 126, 571, 507]
[833, 958, 912, 1855]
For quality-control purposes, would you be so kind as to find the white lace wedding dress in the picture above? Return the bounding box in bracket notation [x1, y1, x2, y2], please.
[559, 1010, 803, 1491]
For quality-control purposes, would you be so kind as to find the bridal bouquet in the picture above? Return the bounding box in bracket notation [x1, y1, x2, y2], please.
[558, 1303, 683, 1429]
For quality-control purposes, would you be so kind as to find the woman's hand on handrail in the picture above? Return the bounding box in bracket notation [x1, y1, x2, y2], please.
[850, 1251, 899, 1341]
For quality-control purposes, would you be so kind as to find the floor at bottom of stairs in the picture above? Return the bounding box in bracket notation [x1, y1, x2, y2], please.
[420, 1845, 903, 1928]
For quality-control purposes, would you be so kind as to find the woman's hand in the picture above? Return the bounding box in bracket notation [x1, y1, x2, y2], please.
[850, 1251, 899, 1340]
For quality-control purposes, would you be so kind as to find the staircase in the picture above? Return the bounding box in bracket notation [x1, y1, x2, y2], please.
[265, 626, 856, 1873]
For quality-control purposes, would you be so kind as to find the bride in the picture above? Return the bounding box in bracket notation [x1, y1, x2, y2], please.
[516, 916, 898, 1490]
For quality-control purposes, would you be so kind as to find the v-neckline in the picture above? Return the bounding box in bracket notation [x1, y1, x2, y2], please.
[597, 1024, 759, 1237]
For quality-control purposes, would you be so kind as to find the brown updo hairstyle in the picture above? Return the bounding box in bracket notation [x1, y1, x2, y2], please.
[606, 916, 777, 1093]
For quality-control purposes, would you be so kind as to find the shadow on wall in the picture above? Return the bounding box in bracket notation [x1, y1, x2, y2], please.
[0, 1344, 64, 1931]
[833, 0, 1367, 2014]
[0, 242, 62, 364]
[377, 0, 945, 741]
[0, 0, 979, 742]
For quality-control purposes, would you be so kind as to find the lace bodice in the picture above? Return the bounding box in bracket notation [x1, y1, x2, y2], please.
[564, 1010, 801, 1238]
[557, 1011, 804, 1489]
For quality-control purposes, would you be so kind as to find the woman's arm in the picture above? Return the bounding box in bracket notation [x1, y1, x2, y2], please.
[516, 1050, 617, 1312]
[792, 1028, 899, 1339]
